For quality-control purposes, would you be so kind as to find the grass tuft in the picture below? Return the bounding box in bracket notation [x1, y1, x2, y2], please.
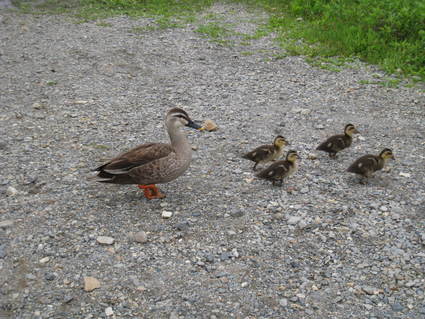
[236, 0, 425, 81]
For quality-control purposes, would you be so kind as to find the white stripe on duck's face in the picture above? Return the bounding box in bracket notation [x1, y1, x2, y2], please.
[167, 111, 191, 128]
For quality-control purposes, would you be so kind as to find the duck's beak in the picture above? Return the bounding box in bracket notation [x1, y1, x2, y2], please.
[186, 120, 203, 130]
[354, 128, 360, 134]
[392, 155, 396, 160]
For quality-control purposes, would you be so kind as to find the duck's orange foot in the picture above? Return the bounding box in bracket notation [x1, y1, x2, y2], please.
[137, 184, 166, 199]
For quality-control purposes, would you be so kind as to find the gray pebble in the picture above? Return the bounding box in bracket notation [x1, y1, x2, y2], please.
[0, 245, 6, 258]
[230, 211, 244, 218]
[175, 221, 190, 231]
[44, 273, 56, 281]
[287, 216, 302, 225]
[0, 220, 14, 228]
[133, 231, 148, 243]
[391, 303, 404, 312]
[279, 298, 288, 307]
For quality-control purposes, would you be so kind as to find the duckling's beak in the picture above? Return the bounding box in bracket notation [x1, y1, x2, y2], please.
[391, 155, 396, 160]
[354, 128, 360, 134]
[187, 120, 203, 130]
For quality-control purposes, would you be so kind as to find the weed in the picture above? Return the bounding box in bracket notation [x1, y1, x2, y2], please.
[96, 21, 112, 27]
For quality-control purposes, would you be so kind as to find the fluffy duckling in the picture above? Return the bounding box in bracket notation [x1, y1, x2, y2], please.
[242, 135, 289, 170]
[347, 148, 395, 183]
[256, 150, 300, 186]
[316, 124, 359, 158]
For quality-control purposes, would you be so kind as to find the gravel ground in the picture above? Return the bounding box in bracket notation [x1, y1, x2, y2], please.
[1, 3, 424, 319]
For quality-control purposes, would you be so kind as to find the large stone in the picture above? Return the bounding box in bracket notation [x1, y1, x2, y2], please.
[287, 216, 302, 225]
[84, 276, 101, 292]
[133, 231, 148, 243]
[96, 236, 114, 245]
[0, 220, 14, 228]
[162, 211, 173, 219]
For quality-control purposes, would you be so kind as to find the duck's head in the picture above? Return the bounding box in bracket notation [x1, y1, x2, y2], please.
[344, 124, 360, 136]
[286, 150, 300, 163]
[166, 108, 202, 130]
[274, 135, 289, 148]
[379, 148, 395, 160]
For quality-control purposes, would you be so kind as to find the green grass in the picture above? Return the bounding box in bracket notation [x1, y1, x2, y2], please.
[46, 80, 57, 86]
[96, 21, 112, 27]
[358, 77, 402, 88]
[77, 0, 214, 21]
[196, 22, 229, 39]
[235, 0, 425, 81]
[196, 22, 233, 46]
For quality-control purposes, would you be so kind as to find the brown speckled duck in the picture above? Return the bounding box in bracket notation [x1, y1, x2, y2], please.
[93, 108, 202, 199]
[316, 124, 359, 158]
[242, 135, 289, 170]
[256, 150, 300, 186]
[347, 148, 395, 183]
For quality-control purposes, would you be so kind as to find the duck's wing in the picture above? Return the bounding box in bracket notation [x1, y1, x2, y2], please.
[243, 145, 274, 162]
[317, 134, 349, 152]
[256, 160, 291, 180]
[95, 143, 174, 175]
[347, 155, 377, 174]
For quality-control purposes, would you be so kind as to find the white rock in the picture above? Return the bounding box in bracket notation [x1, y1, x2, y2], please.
[32, 102, 44, 109]
[105, 307, 114, 316]
[39, 257, 50, 264]
[300, 109, 311, 115]
[300, 187, 309, 194]
[362, 286, 379, 295]
[0, 220, 14, 228]
[133, 231, 148, 243]
[287, 216, 302, 225]
[399, 172, 411, 178]
[162, 210, 173, 219]
[6, 186, 18, 196]
[241, 282, 248, 288]
[96, 236, 115, 245]
[279, 298, 288, 307]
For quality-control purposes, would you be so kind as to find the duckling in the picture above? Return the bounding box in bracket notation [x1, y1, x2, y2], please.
[242, 135, 289, 170]
[347, 148, 395, 183]
[316, 124, 359, 158]
[93, 108, 202, 199]
[256, 150, 300, 186]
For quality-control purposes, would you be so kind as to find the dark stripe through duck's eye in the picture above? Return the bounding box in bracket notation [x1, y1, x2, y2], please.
[168, 107, 190, 119]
